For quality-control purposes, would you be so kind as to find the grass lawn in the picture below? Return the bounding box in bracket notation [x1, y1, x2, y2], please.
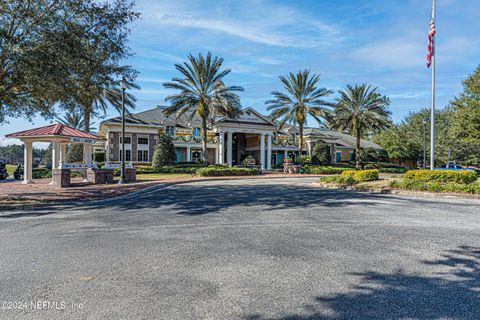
[136, 173, 190, 181]
[6, 164, 16, 175]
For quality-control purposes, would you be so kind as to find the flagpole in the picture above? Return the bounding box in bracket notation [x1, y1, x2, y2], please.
[430, 0, 436, 170]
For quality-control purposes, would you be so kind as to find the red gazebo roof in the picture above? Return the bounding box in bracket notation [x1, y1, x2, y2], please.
[6, 124, 101, 140]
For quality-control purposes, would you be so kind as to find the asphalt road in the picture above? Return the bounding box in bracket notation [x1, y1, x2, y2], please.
[0, 177, 479, 320]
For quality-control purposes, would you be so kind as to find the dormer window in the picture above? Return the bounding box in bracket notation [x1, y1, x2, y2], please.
[166, 125, 175, 136]
[193, 127, 201, 137]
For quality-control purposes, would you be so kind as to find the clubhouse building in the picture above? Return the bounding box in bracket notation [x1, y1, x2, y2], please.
[97, 106, 381, 169]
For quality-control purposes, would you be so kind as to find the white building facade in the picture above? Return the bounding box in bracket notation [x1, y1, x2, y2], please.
[97, 106, 382, 169]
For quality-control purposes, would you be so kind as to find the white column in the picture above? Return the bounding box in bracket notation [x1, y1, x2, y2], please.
[227, 131, 233, 166]
[83, 144, 92, 165]
[60, 144, 67, 166]
[186, 146, 191, 162]
[52, 142, 60, 169]
[23, 140, 33, 184]
[266, 133, 272, 170]
[218, 132, 224, 164]
[260, 133, 265, 170]
[284, 149, 288, 161]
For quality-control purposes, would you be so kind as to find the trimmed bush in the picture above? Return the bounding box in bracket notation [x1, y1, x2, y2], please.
[32, 168, 52, 179]
[391, 180, 480, 194]
[320, 175, 356, 186]
[311, 142, 331, 165]
[196, 166, 260, 176]
[342, 169, 379, 182]
[364, 162, 407, 173]
[404, 170, 478, 184]
[152, 134, 175, 167]
[303, 165, 355, 174]
[353, 169, 379, 182]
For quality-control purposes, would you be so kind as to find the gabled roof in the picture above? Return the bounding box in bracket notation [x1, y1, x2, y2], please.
[216, 107, 276, 127]
[304, 127, 382, 150]
[6, 124, 101, 140]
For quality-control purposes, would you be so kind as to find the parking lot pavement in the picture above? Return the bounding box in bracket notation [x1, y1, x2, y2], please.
[0, 177, 479, 319]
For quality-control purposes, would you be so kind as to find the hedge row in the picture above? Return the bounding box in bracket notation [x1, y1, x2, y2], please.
[390, 179, 480, 194]
[404, 170, 478, 184]
[342, 169, 379, 182]
[319, 175, 356, 186]
[196, 166, 260, 176]
[303, 165, 355, 174]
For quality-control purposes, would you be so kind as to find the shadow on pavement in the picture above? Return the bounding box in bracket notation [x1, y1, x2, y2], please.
[1, 181, 477, 219]
[246, 245, 480, 319]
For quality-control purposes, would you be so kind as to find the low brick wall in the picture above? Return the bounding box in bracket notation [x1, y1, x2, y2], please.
[52, 169, 71, 188]
[87, 169, 114, 184]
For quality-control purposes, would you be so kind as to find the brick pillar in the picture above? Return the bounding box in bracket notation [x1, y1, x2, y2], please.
[52, 169, 71, 188]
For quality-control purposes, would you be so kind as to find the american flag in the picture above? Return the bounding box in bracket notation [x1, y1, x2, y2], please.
[426, 14, 436, 68]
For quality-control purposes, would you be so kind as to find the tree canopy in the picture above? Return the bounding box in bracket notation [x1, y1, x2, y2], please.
[0, 0, 139, 124]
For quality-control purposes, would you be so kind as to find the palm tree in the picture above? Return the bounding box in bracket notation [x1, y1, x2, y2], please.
[73, 76, 138, 132]
[332, 84, 392, 166]
[266, 70, 332, 157]
[55, 109, 87, 130]
[163, 52, 243, 163]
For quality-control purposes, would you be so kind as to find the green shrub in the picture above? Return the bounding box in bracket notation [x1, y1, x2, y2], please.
[93, 152, 105, 163]
[32, 168, 52, 179]
[404, 170, 478, 184]
[303, 165, 355, 174]
[311, 142, 331, 165]
[196, 166, 260, 176]
[353, 169, 379, 182]
[391, 179, 480, 194]
[67, 144, 84, 163]
[152, 134, 175, 167]
[241, 155, 256, 166]
[364, 162, 407, 173]
[320, 174, 356, 186]
[342, 169, 379, 182]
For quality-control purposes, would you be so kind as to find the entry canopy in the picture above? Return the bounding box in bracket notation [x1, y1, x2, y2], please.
[6, 123, 101, 143]
[6, 124, 103, 184]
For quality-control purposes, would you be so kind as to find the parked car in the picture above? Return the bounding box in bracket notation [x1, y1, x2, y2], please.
[13, 164, 23, 180]
[434, 163, 480, 175]
[0, 160, 9, 180]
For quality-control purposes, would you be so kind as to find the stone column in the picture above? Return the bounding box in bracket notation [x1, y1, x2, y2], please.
[266, 133, 272, 170]
[23, 140, 34, 184]
[52, 142, 60, 169]
[227, 131, 233, 166]
[260, 133, 265, 170]
[186, 146, 191, 162]
[218, 132, 224, 164]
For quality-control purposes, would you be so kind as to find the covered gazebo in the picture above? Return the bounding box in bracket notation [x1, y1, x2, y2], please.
[6, 124, 103, 185]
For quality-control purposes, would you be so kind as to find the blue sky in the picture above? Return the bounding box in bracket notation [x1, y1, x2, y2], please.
[1, 0, 479, 146]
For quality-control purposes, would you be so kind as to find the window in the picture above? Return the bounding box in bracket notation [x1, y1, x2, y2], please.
[120, 137, 131, 144]
[138, 137, 148, 145]
[137, 150, 149, 162]
[166, 125, 175, 136]
[192, 150, 202, 163]
[120, 149, 131, 162]
[193, 127, 201, 137]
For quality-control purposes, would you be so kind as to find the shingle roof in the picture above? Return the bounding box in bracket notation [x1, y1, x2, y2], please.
[6, 124, 101, 140]
[304, 127, 382, 150]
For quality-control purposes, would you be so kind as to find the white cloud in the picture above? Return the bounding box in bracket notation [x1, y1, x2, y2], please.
[140, 1, 344, 48]
[0, 137, 23, 146]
